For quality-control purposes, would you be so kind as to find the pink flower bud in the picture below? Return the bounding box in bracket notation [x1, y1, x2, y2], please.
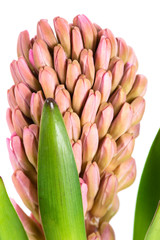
[127, 46, 138, 71]
[17, 30, 32, 69]
[94, 134, 117, 174]
[39, 66, 59, 98]
[66, 59, 81, 93]
[108, 133, 135, 171]
[10, 57, 41, 91]
[93, 70, 112, 103]
[33, 39, 53, 70]
[37, 19, 57, 49]
[12, 170, 38, 219]
[80, 178, 88, 215]
[100, 222, 115, 240]
[127, 74, 147, 102]
[53, 44, 67, 84]
[130, 96, 145, 127]
[117, 37, 129, 63]
[109, 85, 126, 117]
[83, 162, 100, 210]
[127, 123, 140, 138]
[100, 195, 119, 223]
[81, 123, 99, 167]
[95, 103, 114, 139]
[30, 91, 44, 126]
[10, 60, 21, 85]
[71, 26, 84, 60]
[72, 76, 91, 115]
[7, 134, 37, 184]
[7, 85, 17, 110]
[73, 14, 97, 51]
[98, 28, 118, 57]
[109, 57, 124, 93]
[81, 89, 101, 126]
[120, 63, 137, 94]
[23, 126, 38, 169]
[54, 17, 71, 58]
[71, 140, 82, 174]
[6, 108, 14, 133]
[114, 157, 136, 191]
[15, 83, 32, 118]
[109, 102, 133, 140]
[91, 173, 118, 218]
[12, 107, 30, 138]
[63, 108, 81, 141]
[80, 49, 95, 86]
[95, 36, 111, 71]
[55, 85, 71, 115]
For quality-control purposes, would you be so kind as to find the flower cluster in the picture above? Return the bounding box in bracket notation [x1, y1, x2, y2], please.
[7, 14, 147, 239]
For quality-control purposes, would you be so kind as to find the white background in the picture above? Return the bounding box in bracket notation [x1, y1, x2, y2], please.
[0, 0, 160, 239]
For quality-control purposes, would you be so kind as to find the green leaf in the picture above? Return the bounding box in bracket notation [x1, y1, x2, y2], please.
[0, 177, 28, 240]
[145, 202, 160, 240]
[133, 129, 160, 240]
[38, 98, 86, 240]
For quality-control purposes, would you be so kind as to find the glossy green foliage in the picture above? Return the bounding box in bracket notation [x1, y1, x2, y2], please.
[0, 177, 28, 240]
[38, 98, 86, 240]
[145, 202, 160, 240]
[133, 129, 160, 240]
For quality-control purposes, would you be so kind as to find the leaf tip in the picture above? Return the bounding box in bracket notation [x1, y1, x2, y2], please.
[45, 98, 57, 109]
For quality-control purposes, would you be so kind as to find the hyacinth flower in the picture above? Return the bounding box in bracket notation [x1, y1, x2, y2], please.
[5, 14, 148, 239]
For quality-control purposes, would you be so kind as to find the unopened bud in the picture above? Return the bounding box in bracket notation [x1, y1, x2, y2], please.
[66, 59, 81, 93]
[91, 173, 118, 218]
[130, 96, 145, 127]
[107, 133, 135, 171]
[100, 222, 115, 240]
[7, 85, 17, 110]
[109, 102, 133, 140]
[23, 126, 38, 170]
[71, 140, 82, 174]
[71, 26, 84, 60]
[94, 134, 117, 173]
[117, 37, 128, 63]
[80, 49, 95, 86]
[83, 162, 100, 211]
[54, 17, 71, 58]
[30, 91, 44, 126]
[93, 70, 112, 103]
[114, 157, 136, 191]
[80, 178, 88, 215]
[95, 103, 114, 139]
[15, 83, 32, 118]
[81, 90, 101, 126]
[109, 85, 126, 117]
[73, 14, 97, 51]
[95, 36, 111, 71]
[81, 123, 99, 167]
[127, 74, 147, 102]
[37, 19, 57, 49]
[98, 28, 118, 57]
[55, 85, 71, 115]
[39, 66, 59, 98]
[63, 108, 81, 141]
[72, 76, 91, 115]
[109, 57, 124, 93]
[120, 63, 137, 94]
[53, 44, 67, 84]
[33, 39, 53, 70]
